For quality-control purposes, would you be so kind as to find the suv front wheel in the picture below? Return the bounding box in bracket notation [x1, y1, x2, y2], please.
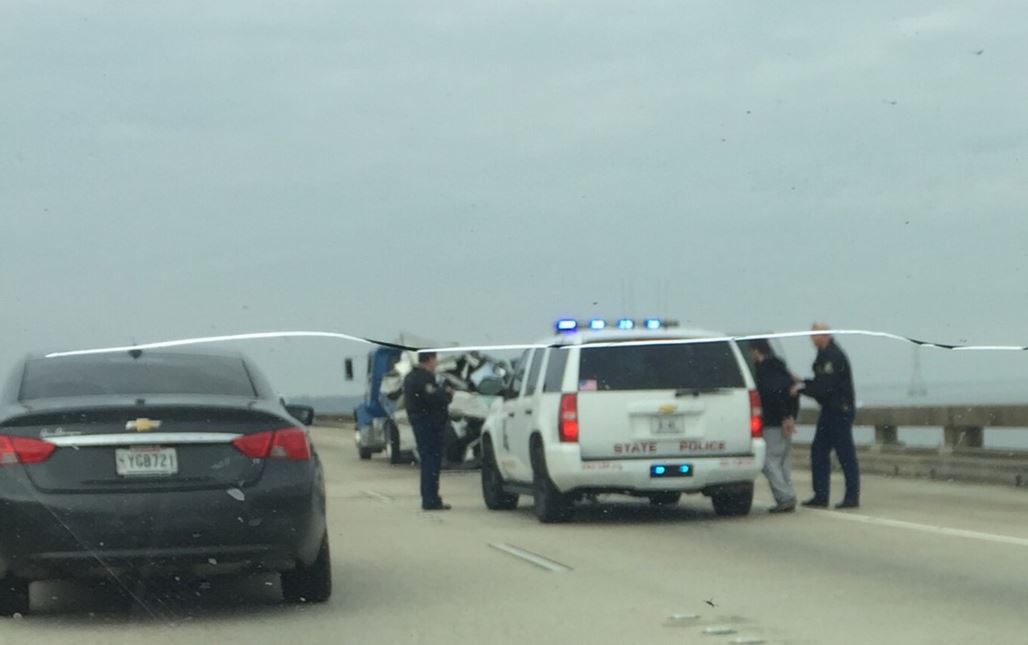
[481, 438, 519, 510]
[530, 442, 572, 523]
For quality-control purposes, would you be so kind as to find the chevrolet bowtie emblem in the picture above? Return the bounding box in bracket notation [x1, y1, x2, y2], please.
[126, 418, 162, 432]
[657, 404, 678, 415]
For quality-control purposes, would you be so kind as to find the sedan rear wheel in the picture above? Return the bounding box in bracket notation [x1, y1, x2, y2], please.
[0, 576, 30, 617]
[281, 535, 332, 604]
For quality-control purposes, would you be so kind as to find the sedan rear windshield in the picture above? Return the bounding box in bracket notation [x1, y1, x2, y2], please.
[577, 341, 745, 391]
[20, 355, 257, 400]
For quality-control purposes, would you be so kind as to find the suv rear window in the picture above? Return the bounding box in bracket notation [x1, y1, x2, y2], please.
[577, 341, 744, 391]
[20, 354, 258, 400]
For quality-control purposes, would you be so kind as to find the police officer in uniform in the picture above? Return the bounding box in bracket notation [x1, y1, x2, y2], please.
[403, 351, 452, 511]
[793, 323, 860, 509]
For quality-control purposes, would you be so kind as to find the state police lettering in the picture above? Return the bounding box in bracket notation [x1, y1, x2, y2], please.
[612, 440, 726, 454]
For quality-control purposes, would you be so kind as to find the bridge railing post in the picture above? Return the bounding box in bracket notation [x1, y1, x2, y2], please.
[943, 425, 984, 452]
[872, 424, 898, 451]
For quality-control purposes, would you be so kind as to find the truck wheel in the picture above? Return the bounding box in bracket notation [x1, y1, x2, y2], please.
[0, 576, 30, 617]
[358, 447, 373, 460]
[281, 534, 332, 604]
[531, 442, 572, 523]
[711, 483, 754, 517]
[444, 422, 465, 464]
[648, 492, 682, 506]
[386, 423, 409, 465]
[481, 438, 518, 510]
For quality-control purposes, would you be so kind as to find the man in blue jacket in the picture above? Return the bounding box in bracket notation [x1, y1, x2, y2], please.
[751, 339, 799, 513]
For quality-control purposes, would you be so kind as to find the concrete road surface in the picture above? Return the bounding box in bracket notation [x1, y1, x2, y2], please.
[5, 426, 1028, 645]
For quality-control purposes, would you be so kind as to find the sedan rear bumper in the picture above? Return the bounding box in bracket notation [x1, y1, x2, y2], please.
[0, 471, 326, 581]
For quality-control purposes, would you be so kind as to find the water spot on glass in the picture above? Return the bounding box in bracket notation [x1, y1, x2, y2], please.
[227, 488, 245, 501]
[208, 558, 218, 565]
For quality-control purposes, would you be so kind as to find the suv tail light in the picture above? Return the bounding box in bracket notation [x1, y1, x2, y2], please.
[749, 390, 763, 438]
[559, 393, 579, 443]
[0, 435, 57, 466]
[233, 427, 311, 461]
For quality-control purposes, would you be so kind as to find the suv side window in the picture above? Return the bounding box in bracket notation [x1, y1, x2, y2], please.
[524, 349, 544, 396]
[508, 349, 531, 398]
[543, 347, 569, 392]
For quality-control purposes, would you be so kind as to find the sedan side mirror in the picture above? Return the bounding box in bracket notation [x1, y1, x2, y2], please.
[477, 376, 506, 397]
[286, 404, 316, 426]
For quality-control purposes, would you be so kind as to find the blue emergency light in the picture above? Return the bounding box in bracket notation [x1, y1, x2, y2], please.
[650, 463, 692, 478]
[555, 318, 677, 333]
[555, 319, 578, 332]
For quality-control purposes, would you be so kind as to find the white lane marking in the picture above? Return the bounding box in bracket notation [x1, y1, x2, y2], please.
[807, 508, 1028, 548]
[360, 489, 392, 502]
[488, 543, 572, 573]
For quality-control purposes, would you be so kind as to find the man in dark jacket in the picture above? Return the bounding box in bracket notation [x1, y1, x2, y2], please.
[751, 339, 799, 513]
[793, 323, 860, 509]
[403, 351, 452, 511]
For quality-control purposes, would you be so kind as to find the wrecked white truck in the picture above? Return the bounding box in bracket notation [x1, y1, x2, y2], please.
[349, 342, 511, 469]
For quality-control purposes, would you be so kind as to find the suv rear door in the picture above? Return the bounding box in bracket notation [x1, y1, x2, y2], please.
[573, 339, 753, 460]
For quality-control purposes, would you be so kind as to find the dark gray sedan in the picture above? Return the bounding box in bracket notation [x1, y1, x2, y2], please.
[0, 350, 331, 615]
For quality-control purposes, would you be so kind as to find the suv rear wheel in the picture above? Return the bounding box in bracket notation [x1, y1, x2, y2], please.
[531, 441, 572, 523]
[481, 438, 519, 510]
[710, 483, 754, 517]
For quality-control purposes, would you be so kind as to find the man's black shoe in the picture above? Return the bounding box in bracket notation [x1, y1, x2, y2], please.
[423, 503, 452, 511]
[835, 499, 860, 510]
[801, 497, 829, 508]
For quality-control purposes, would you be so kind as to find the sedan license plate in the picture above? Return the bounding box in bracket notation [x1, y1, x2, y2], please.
[115, 446, 178, 477]
[652, 416, 684, 434]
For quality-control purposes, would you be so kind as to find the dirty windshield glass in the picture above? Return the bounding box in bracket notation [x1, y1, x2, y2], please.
[3, 2, 1028, 644]
[578, 342, 744, 391]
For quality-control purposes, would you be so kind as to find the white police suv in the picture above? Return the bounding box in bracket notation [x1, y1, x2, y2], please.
[479, 319, 766, 522]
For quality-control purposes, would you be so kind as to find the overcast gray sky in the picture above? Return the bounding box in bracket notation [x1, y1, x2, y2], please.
[3, 1, 1027, 397]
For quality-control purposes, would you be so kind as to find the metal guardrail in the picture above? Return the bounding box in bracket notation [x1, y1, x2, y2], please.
[320, 405, 1028, 452]
[797, 405, 1028, 451]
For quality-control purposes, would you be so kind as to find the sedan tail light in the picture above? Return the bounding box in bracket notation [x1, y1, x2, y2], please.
[749, 390, 764, 438]
[0, 435, 57, 466]
[232, 427, 311, 461]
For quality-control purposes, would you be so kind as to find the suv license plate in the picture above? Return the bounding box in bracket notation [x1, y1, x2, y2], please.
[116, 446, 178, 476]
[653, 416, 684, 434]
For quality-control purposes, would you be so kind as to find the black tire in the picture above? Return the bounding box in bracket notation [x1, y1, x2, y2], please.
[358, 446, 373, 460]
[531, 442, 572, 523]
[281, 535, 332, 604]
[386, 422, 409, 465]
[648, 492, 682, 506]
[481, 438, 519, 510]
[711, 483, 754, 517]
[444, 422, 465, 464]
[0, 577, 30, 617]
